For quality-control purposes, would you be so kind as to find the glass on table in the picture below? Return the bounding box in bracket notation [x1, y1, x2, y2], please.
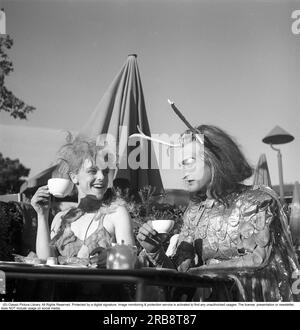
[106, 241, 137, 270]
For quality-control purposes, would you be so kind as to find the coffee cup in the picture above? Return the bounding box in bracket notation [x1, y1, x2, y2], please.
[151, 219, 175, 234]
[47, 178, 74, 198]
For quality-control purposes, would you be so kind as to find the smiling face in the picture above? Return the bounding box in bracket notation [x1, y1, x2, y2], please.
[70, 158, 109, 200]
[178, 140, 212, 193]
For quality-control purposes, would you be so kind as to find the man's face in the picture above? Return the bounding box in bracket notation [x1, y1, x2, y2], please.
[178, 140, 211, 193]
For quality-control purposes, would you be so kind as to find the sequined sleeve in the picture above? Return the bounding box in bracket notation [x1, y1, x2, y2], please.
[187, 187, 300, 301]
[236, 194, 275, 267]
[204, 190, 276, 269]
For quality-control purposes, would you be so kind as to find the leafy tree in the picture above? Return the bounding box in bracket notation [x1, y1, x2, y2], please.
[0, 34, 35, 119]
[0, 153, 30, 194]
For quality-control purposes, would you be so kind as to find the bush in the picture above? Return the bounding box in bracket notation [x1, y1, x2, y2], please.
[115, 186, 186, 253]
[0, 201, 24, 260]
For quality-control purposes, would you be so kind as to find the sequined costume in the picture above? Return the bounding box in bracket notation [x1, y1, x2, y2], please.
[147, 185, 300, 301]
[50, 208, 112, 261]
[48, 199, 133, 301]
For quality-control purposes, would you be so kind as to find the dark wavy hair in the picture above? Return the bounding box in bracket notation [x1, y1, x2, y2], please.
[184, 125, 253, 205]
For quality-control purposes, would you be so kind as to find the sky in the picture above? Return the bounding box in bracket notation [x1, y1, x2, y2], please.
[0, 0, 300, 190]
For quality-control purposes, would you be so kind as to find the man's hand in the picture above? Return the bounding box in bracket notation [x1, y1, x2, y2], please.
[136, 221, 162, 253]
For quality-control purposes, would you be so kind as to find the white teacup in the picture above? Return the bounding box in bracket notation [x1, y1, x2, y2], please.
[151, 219, 175, 234]
[47, 178, 74, 198]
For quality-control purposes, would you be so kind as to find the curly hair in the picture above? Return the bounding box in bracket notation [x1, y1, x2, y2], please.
[55, 133, 98, 177]
[55, 133, 116, 176]
[53, 133, 116, 203]
[184, 125, 253, 204]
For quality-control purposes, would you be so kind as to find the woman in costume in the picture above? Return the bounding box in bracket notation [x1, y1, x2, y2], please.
[31, 134, 135, 265]
[136, 102, 300, 301]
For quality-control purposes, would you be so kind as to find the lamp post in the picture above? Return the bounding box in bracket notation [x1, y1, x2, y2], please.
[262, 126, 294, 205]
[0, 8, 6, 35]
[0, 8, 6, 88]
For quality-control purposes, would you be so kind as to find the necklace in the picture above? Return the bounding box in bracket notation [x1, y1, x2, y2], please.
[182, 202, 206, 239]
[82, 211, 99, 244]
[183, 199, 215, 239]
[76, 211, 99, 259]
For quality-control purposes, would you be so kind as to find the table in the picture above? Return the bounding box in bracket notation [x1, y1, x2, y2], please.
[0, 262, 233, 301]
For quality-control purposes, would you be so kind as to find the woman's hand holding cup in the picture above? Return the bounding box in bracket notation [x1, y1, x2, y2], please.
[31, 185, 51, 216]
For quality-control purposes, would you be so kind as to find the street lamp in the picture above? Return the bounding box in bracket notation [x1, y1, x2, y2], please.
[0, 8, 6, 35]
[262, 125, 294, 205]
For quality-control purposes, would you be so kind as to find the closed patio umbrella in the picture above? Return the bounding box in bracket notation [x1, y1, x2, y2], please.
[80, 54, 164, 193]
[252, 153, 272, 188]
[20, 55, 163, 196]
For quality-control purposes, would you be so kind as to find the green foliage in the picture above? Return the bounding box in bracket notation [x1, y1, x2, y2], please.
[0, 153, 30, 194]
[0, 35, 35, 119]
[0, 201, 24, 261]
[115, 185, 186, 251]
[0, 34, 13, 75]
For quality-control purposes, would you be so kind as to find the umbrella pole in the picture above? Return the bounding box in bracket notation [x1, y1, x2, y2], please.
[271, 145, 285, 205]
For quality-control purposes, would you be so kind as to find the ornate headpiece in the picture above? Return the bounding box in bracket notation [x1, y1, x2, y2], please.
[129, 99, 204, 147]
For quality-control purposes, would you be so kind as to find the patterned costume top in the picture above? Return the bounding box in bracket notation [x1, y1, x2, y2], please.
[147, 185, 300, 301]
[173, 185, 276, 268]
[50, 199, 125, 261]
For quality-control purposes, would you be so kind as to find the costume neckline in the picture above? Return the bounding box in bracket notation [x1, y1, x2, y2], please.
[69, 212, 112, 245]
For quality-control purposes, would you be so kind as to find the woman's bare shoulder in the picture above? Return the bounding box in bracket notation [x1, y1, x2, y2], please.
[50, 209, 72, 231]
[106, 203, 130, 219]
[101, 197, 127, 214]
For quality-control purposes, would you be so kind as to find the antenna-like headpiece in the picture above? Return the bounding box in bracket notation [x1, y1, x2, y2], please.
[129, 100, 204, 147]
[167, 99, 203, 145]
[129, 125, 182, 148]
